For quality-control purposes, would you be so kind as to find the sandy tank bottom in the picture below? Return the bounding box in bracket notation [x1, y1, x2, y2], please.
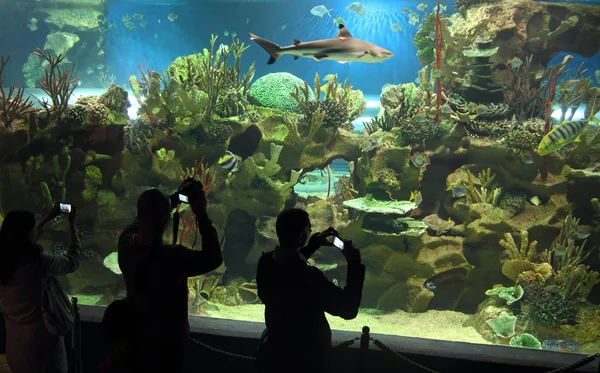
[199, 303, 490, 345]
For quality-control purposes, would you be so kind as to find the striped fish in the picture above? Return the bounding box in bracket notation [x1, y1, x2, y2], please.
[538, 115, 599, 156]
[218, 151, 239, 172]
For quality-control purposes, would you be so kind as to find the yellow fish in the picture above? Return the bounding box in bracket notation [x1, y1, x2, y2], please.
[538, 106, 599, 156]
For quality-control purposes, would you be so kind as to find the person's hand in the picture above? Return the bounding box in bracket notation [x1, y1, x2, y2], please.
[47, 201, 61, 220]
[68, 206, 78, 228]
[191, 186, 207, 215]
[308, 227, 338, 247]
[342, 240, 361, 263]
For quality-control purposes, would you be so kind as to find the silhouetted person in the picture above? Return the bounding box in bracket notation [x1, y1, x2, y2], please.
[0, 204, 80, 373]
[118, 181, 222, 373]
[256, 208, 365, 373]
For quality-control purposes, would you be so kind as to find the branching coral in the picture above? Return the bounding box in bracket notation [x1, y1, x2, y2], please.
[199, 35, 255, 120]
[33, 48, 79, 126]
[0, 56, 34, 128]
[500, 230, 538, 262]
[291, 73, 354, 132]
[247, 143, 302, 191]
[123, 119, 152, 153]
[461, 168, 501, 205]
[283, 109, 324, 148]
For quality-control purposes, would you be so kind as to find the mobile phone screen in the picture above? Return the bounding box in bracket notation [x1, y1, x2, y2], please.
[179, 194, 189, 203]
[333, 236, 344, 250]
[59, 203, 71, 213]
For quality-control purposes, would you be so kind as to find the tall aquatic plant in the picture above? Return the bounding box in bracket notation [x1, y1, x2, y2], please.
[199, 35, 255, 121]
[0, 56, 34, 128]
[434, 0, 444, 122]
[33, 48, 80, 126]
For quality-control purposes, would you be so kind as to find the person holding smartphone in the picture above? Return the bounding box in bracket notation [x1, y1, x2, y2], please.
[255, 208, 365, 373]
[0, 202, 80, 373]
[117, 180, 222, 373]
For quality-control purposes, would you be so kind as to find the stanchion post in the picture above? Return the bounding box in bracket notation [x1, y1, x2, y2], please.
[359, 326, 370, 373]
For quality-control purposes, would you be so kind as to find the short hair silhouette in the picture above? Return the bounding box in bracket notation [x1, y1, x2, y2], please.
[137, 188, 170, 229]
[275, 208, 310, 246]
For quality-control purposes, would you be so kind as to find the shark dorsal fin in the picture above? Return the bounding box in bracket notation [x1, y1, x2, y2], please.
[293, 39, 301, 46]
[336, 24, 352, 39]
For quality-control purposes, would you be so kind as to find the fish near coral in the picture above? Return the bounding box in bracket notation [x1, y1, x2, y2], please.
[537, 110, 599, 156]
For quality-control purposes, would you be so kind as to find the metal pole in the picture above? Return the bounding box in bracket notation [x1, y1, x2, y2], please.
[359, 326, 370, 373]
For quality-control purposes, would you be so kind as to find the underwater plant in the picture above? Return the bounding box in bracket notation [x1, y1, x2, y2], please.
[363, 115, 394, 134]
[123, 119, 151, 153]
[461, 168, 501, 206]
[33, 48, 80, 126]
[0, 56, 34, 128]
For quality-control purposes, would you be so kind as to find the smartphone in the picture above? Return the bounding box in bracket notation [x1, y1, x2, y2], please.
[333, 236, 344, 250]
[59, 203, 71, 213]
[178, 194, 189, 203]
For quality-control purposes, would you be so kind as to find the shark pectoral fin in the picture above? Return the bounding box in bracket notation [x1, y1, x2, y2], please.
[357, 51, 369, 58]
[337, 61, 349, 64]
[313, 53, 328, 61]
[293, 39, 301, 46]
[294, 56, 300, 60]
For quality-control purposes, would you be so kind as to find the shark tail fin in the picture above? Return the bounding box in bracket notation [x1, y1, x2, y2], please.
[248, 33, 282, 64]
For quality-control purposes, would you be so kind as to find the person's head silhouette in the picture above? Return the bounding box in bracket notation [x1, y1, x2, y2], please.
[137, 188, 171, 240]
[275, 208, 311, 251]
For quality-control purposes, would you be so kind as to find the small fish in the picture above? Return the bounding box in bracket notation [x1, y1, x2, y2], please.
[423, 214, 455, 235]
[280, 24, 287, 30]
[413, 97, 422, 105]
[140, 21, 147, 27]
[402, 6, 411, 14]
[417, 23, 424, 31]
[97, 64, 105, 70]
[86, 67, 94, 75]
[424, 281, 436, 291]
[154, 33, 158, 39]
[346, 2, 366, 17]
[246, 18, 250, 24]
[414, 114, 427, 122]
[530, 196, 541, 206]
[466, 102, 477, 111]
[168, 12, 178, 22]
[475, 105, 489, 116]
[428, 32, 436, 41]
[408, 17, 418, 26]
[432, 69, 443, 79]
[462, 76, 472, 88]
[158, 19, 161, 24]
[390, 23, 402, 32]
[231, 31, 237, 37]
[451, 185, 468, 198]
[333, 16, 345, 27]
[224, 31, 229, 36]
[422, 81, 433, 91]
[410, 190, 423, 207]
[577, 229, 591, 240]
[440, 4, 447, 12]
[521, 153, 535, 164]
[323, 73, 338, 81]
[508, 57, 523, 69]
[441, 104, 452, 114]
[417, 3, 427, 11]
[311, 5, 332, 18]
[218, 151, 239, 172]
[27, 17, 38, 32]
[133, 13, 143, 19]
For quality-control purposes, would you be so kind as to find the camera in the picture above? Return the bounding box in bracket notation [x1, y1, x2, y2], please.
[333, 236, 344, 250]
[59, 203, 71, 213]
[177, 178, 204, 205]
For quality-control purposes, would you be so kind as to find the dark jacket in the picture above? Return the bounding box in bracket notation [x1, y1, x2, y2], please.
[117, 212, 222, 340]
[256, 243, 365, 372]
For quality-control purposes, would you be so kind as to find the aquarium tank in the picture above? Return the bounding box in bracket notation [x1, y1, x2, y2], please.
[1, 0, 600, 356]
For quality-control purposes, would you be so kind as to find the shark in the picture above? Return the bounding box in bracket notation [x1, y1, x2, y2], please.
[248, 24, 394, 64]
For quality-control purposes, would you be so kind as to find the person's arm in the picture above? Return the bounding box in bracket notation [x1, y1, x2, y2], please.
[35, 202, 61, 241]
[299, 227, 339, 260]
[313, 241, 365, 320]
[173, 211, 223, 277]
[41, 207, 81, 277]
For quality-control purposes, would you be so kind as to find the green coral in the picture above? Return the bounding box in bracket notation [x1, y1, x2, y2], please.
[21, 53, 43, 88]
[520, 283, 576, 326]
[486, 314, 517, 338]
[247, 143, 302, 191]
[207, 122, 233, 145]
[167, 53, 205, 92]
[509, 333, 541, 349]
[129, 70, 187, 126]
[485, 285, 524, 305]
[461, 168, 501, 206]
[88, 103, 110, 126]
[215, 87, 248, 117]
[499, 192, 527, 215]
[248, 72, 314, 112]
[99, 84, 130, 113]
[413, 13, 438, 66]
[155, 147, 175, 161]
[502, 129, 543, 152]
[83, 165, 102, 201]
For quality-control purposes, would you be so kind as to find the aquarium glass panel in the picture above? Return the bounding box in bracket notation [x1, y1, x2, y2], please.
[1, 0, 599, 356]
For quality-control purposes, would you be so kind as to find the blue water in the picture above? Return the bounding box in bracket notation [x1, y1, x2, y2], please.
[1, 0, 599, 96]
